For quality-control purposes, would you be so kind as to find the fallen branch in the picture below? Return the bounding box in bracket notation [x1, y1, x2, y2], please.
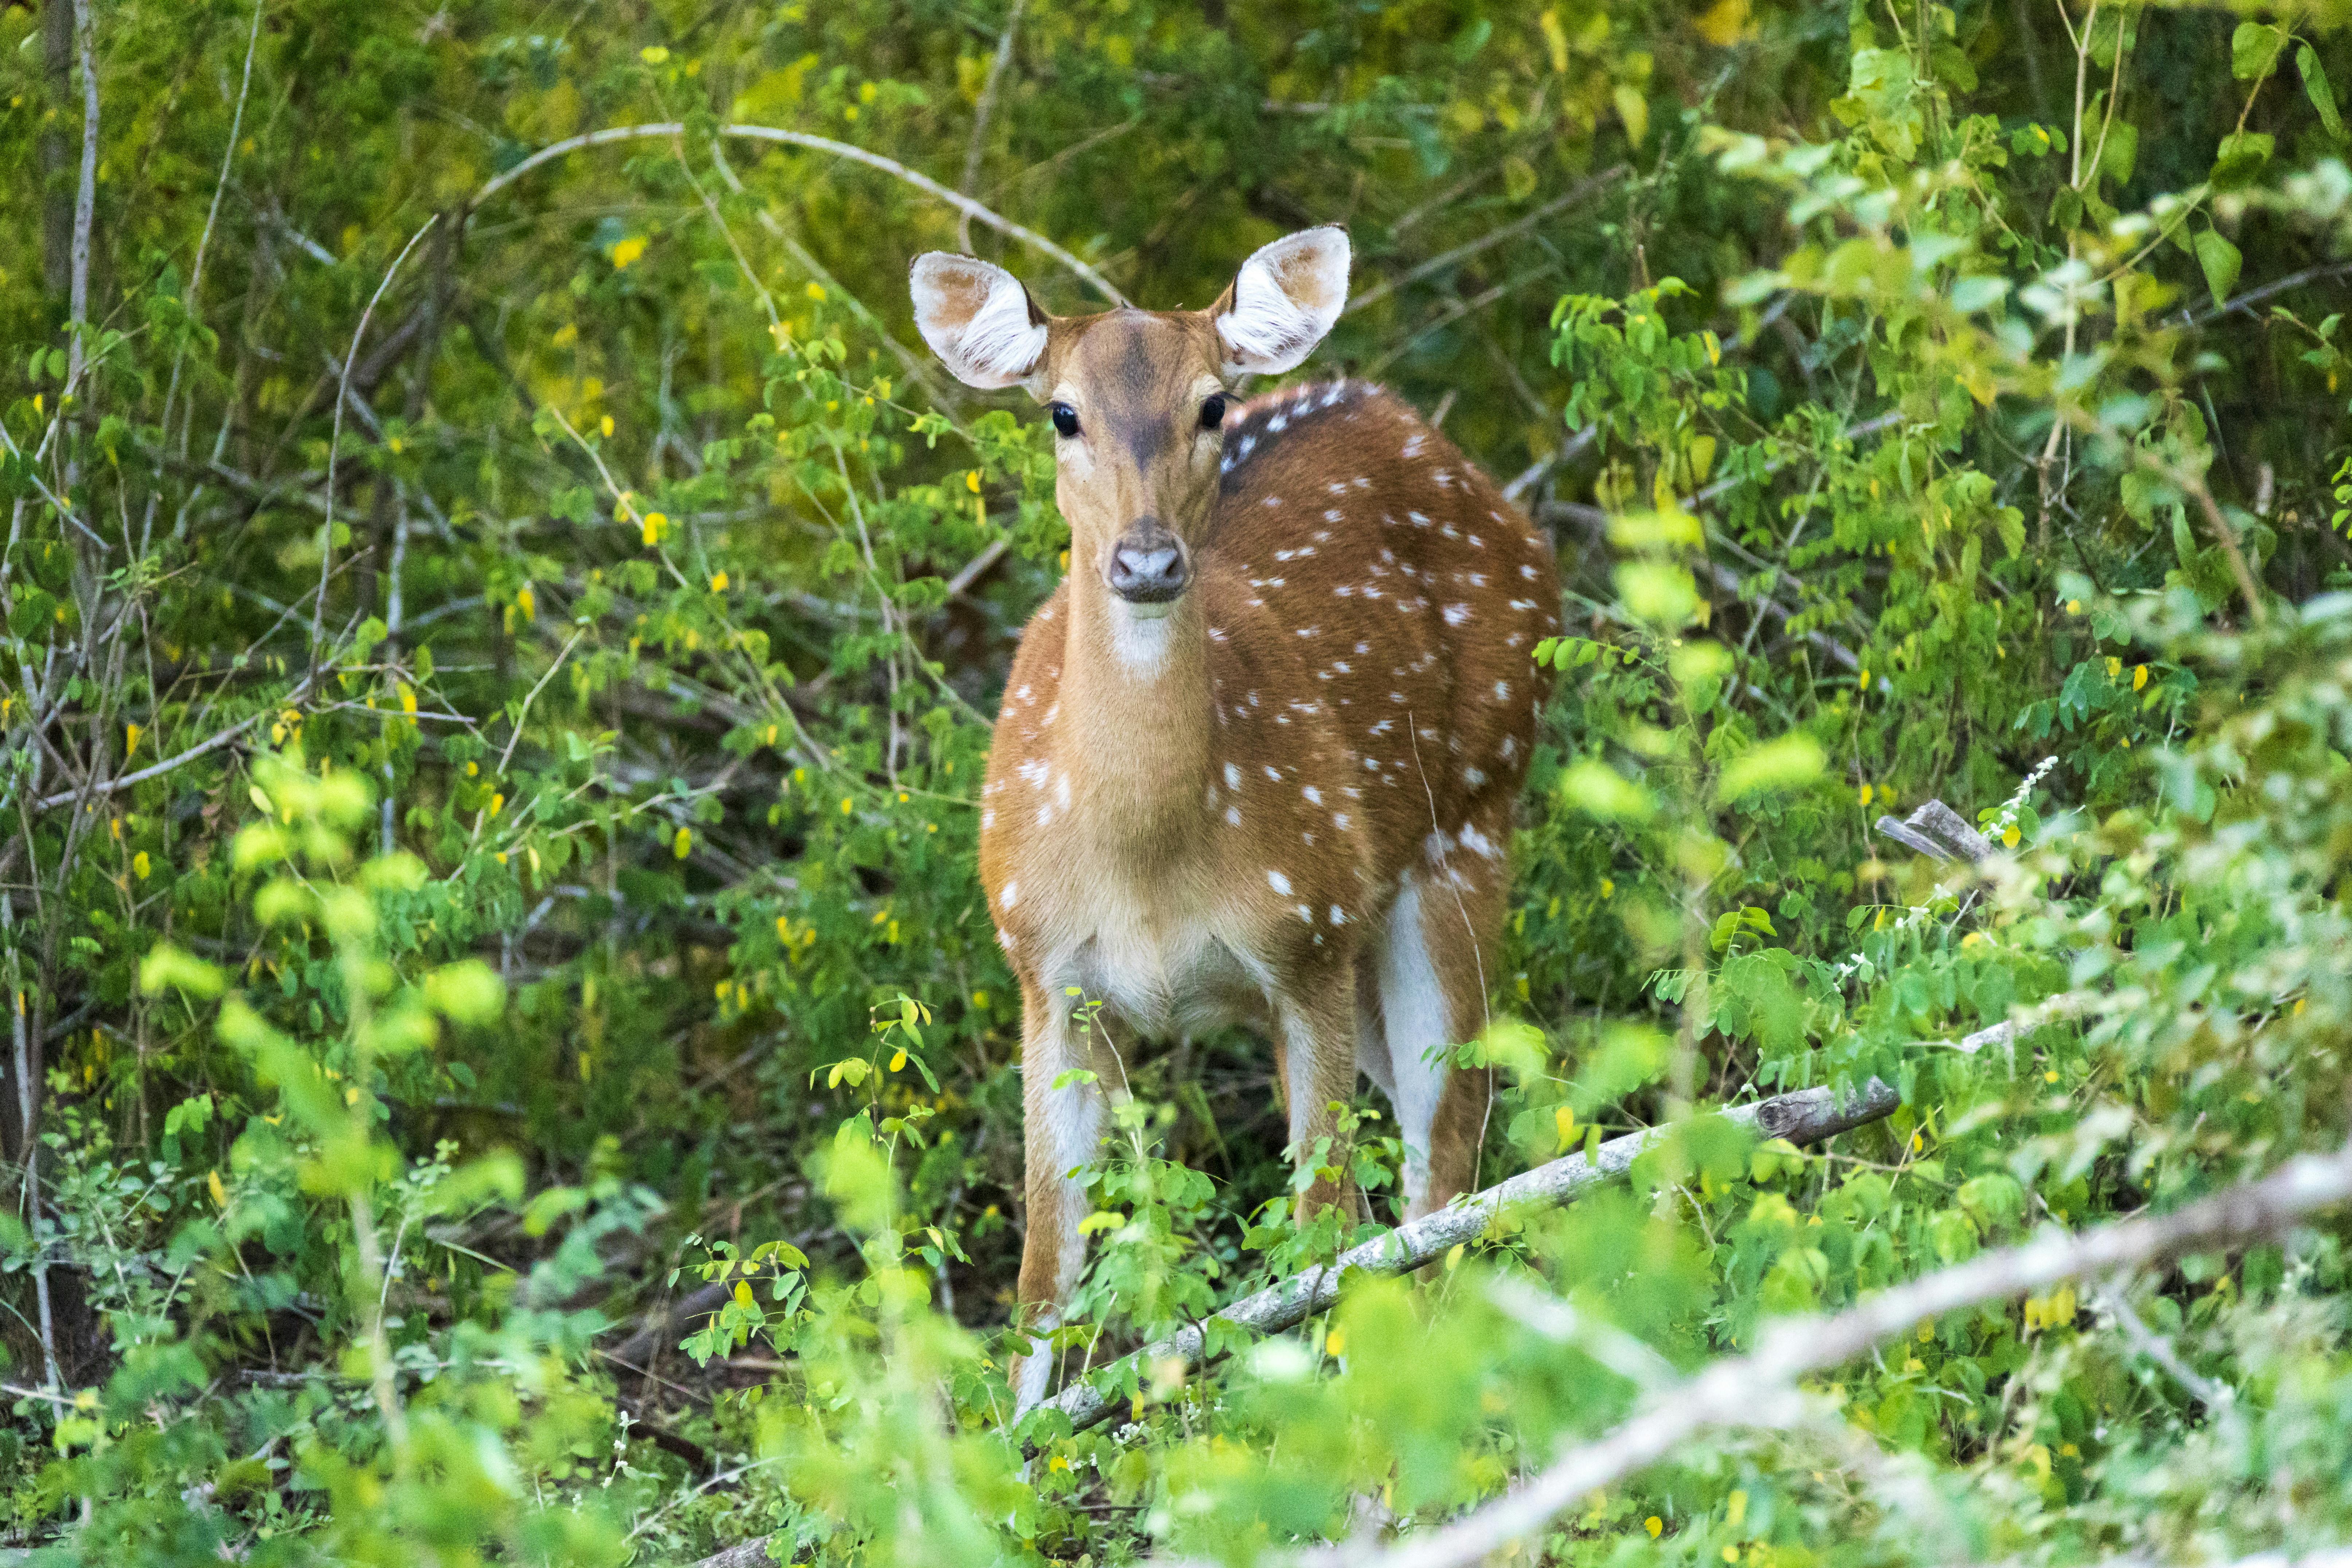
[1036, 1080, 1901, 1435]
[682, 1082, 1898, 1568]
[1248, 1137, 2352, 1568]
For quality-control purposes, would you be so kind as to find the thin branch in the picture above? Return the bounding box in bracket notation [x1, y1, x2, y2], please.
[314, 215, 441, 666]
[470, 122, 1126, 306]
[1032, 1080, 1903, 1433]
[1344, 168, 1626, 319]
[685, 1080, 1904, 1568]
[62, 0, 97, 396]
[957, 0, 1028, 252]
[1251, 1138, 2352, 1568]
[33, 668, 320, 810]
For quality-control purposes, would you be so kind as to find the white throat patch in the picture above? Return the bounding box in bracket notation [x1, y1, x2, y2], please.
[1108, 598, 1179, 675]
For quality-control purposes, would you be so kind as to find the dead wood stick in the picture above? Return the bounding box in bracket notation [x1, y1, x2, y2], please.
[1033, 1079, 1902, 1436]
[681, 1082, 1900, 1568]
[1241, 1137, 2352, 1568]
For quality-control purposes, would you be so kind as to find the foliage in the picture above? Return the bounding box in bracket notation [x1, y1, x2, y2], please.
[2, 0, 2351, 1563]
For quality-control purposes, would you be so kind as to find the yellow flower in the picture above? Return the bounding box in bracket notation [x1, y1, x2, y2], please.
[2065, 598, 2084, 614]
[1646, 1517, 1665, 1539]
[805, 281, 827, 302]
[132, 851, 151, 881]
[2002, 824, 2021, 848]
[642, 511, 667, 547]
[1857, 782, 1873, 806]
[709, 570, 729, 592]
[966, 469, 983, 493]
[488, 792, 505, 817]
[2133, 663, 2149, 691]
[610, 235, 648, 269]
[889, 1049, 907, 1072]
[1324, 1327, 1346, 1356]
[515, 585, 536, 621]
[599, 414, 614, 438]
[673, 826, 693, 859]
[207, 1170, 227, 1208]
[1555, 1103, 1577, 1151]
[125, 722, 142, 756]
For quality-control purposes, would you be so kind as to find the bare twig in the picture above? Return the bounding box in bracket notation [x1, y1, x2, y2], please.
[31, 667, 318, 810]
[1232, 1138, 2352, 1568]
[1344, 168, 1626, 319]
[314, 215, 442, 666]
[686, 1080, 1904, 1568]
[957, 0, 1028, 252]
[471, 122, 1125, 306]
[1046, 1080, 1900, 1435]
[62, 0, 97, 396]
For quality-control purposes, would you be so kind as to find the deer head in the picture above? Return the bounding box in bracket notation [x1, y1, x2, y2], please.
[909, 227, 1350, 622]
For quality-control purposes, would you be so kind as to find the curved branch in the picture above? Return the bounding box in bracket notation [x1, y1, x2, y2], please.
[469, 122, 1126, 306]
[1276, 1138, 2352, 1568]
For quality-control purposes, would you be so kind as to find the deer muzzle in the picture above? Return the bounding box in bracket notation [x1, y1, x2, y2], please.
[1105, 519, 1190, 607]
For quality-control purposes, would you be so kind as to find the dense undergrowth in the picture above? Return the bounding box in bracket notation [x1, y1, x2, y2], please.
[4, 0, 2352, 1562]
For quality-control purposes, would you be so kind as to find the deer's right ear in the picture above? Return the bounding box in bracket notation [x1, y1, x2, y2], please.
[909, 252, 1051, 391]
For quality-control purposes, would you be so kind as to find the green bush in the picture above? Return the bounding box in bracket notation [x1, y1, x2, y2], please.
[2, 0, 2350, 1562]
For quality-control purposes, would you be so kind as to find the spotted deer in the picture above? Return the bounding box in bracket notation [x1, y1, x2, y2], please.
[909, 226, 1559, 1411]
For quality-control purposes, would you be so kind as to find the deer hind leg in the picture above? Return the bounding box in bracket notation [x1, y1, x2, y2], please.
[1012, 977, 1106, 1414]
[1379, 830, 1508, 1220]
[1275, 955, 1363, 1223]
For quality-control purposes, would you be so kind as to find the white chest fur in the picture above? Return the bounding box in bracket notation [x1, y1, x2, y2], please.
[1020, 859, 1273, 1040]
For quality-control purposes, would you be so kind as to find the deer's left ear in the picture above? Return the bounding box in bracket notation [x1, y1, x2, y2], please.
[1212, 225, 1350, 377]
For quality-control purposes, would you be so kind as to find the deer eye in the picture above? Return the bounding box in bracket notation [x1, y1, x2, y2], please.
[1049, 403, 1080, 438]
[1199, 394, 1228, 431]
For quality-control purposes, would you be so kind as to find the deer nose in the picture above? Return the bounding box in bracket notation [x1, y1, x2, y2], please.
[1106, 521, 1189, 603]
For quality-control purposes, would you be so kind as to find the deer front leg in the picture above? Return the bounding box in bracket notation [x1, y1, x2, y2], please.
[1275, 958, 1363, 1223]
[1012, 976, 1105, 1415]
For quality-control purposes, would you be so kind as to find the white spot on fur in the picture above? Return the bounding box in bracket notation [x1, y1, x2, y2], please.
[1267, 869, 1293, 894]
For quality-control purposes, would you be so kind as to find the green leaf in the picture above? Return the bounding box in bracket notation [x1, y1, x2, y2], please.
[1715, 734, 1826, 802]
[2097, 118, 2138, 187]
[2300, 44, 2348, 142]
[425, 959, 506, 1024]
[2210, 130, 2273, 190]
[2194, 228, 2243, 309]
[138, 943, 225, 999]
[1558, 760, 1657, 822]
[2231, 21, 2286, 81]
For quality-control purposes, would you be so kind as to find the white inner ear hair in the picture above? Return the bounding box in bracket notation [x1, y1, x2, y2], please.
[913, 259, 1047, 390]
[1216, 230, 1349, 376]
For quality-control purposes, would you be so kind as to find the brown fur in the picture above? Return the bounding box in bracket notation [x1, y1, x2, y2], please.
[976, 331, 1558, 1398]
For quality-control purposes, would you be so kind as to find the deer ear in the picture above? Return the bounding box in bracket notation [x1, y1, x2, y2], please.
[909, 252, 1051, 391]
[1212, 226, 1350, 377]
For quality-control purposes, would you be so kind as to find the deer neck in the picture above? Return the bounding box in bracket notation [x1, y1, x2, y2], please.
[1050, 572, 1214, 842]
